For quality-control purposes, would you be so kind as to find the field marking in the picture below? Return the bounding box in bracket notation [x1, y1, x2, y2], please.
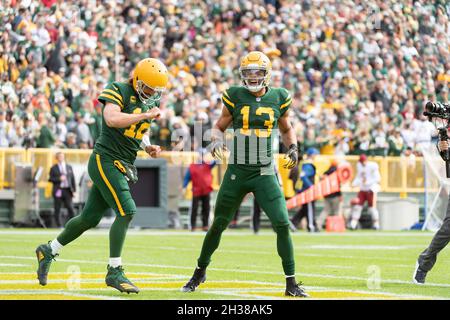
[0, 272, 184, 281]
[0, 290, 126, 300]
[0, 287, 443, 301]
[0, 237, 432, 248]
[0, 280, 283, 291]
[309, 245, 424, 250]
[0, 263, 30, 267]
[2, 239, 424, 256]
[320, 265, 354, 270]
[0, 230, 437, 237]
[0, 272, 447, 300]
[130, 244, 426, 254]
[0, 239, 435, 264]
[1, 255, 449, 291]
[202, 290, 286, 300]
[0, 286, 416, 300]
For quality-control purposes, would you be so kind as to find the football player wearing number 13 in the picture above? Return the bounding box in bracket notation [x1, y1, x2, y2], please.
[35, 58, 168, 294]
[182, 51, 309, 297]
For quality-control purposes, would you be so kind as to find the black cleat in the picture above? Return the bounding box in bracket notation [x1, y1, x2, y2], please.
[413, 262, 427, 285]
[181, 267, 206, 292]
[35, 242, 58, 286]
[285, 278, 309, 298]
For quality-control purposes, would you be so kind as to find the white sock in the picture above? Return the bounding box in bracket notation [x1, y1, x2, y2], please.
[109, 257, 122, 268]
[50, 239, 63, 255]
[285, 275, 295, 278]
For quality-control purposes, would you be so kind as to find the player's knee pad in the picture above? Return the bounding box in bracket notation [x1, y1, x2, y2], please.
[351, 205, 363, 220]
[122, 214, 133, 222]
[113, 214, 133, 227]
[368, 207, 379, 221]
[210, 217, 229, 234]
[273, 223, 290, 235]
[78, 214, 102, 230]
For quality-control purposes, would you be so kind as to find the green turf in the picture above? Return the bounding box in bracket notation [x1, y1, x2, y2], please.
[0, 229, 449, 300]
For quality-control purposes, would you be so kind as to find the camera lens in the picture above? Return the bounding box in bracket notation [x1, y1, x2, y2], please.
[425, 102, 449, 114]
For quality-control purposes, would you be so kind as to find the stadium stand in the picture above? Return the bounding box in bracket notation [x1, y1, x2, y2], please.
[0, 0, 448, 155]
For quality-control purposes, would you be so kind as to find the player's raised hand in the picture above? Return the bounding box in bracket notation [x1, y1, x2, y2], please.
[283, 144, 299, 169]
[145, 107, 161, 120]
[210, 140, 228, 161]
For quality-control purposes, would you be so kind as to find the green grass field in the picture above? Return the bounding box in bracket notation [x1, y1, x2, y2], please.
[0, 229, 449, 300]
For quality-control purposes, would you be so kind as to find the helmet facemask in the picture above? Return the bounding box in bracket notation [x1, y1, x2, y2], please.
[239, 67, 270, 92]
[136, 79, 165, 106]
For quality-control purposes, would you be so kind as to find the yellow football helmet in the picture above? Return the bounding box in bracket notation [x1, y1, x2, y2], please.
[239, 51, 272, 92]
[132, 58, 169, 105]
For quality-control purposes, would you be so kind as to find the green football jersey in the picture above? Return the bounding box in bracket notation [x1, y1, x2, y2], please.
[221, 86, 292, 167]
[95, 81, 157, 164]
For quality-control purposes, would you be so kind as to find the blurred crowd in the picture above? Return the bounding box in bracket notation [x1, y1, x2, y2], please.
[0, 0, 449, 156]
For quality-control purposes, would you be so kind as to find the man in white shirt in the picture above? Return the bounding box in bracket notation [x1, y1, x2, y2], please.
[400, 123, 416, 150]
[412, 115, 437, 152]
[0, 111, 10, 147]
[349, 154, 381, 230]
[55, 114, 68, 144]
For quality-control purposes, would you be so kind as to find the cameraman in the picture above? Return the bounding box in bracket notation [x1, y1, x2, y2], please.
[413, 139, 450, 284]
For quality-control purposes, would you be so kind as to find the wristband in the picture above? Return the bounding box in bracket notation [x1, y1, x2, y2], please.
[140, 135, 151, 150]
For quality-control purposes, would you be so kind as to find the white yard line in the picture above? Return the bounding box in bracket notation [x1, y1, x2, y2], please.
[0, 263, 30, 267]
[0, 239, 434, 263]
[1, 255, 449, 290]
[305, 286, 448, 300]
[0, 290, 126, 300]
[0, 230, 437, 237]
[0, 271, 180, 275]
[0, 272, 448, 300]
[1, 287, 445, 300]
[308, 245, 425, 250]
[320, 265, 355, 270]
[202, 290, 286, 300]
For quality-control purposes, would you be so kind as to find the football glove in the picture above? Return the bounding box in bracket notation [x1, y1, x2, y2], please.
[210, 140, 228, 161]
[124, 164, 138, 184]
[114, 160, 138, 184]
[283, 144, 299, 169]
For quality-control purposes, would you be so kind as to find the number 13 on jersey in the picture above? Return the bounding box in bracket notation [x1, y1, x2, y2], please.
[240, 106, 274, 138]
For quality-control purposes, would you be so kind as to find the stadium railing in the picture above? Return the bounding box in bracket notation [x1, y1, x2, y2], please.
[0, 148, 426, 199]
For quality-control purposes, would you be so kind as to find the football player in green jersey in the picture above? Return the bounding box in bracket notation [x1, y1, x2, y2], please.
[35, 58, 169, 294]
[182, 51, 309, 297]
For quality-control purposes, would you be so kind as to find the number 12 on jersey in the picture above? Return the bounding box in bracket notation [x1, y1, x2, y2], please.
[124, 108, 150, 140]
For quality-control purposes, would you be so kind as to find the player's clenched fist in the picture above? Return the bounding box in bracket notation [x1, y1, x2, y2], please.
[145, 107, 161, 120]
[283, 144, 299, 169]
[145, 145, 161, 158]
